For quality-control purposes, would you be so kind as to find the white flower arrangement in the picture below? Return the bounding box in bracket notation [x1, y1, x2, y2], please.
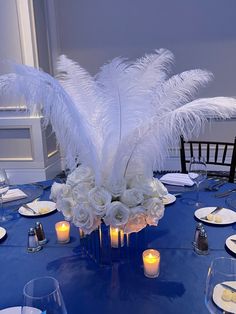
[50, 165, 167, 234]
[1, 50, 236, 235]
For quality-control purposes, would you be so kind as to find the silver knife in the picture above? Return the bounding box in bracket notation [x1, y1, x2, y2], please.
[200, 206, 223, 220]
[215, 188, 236, 198]
[221, 283, 236, 293]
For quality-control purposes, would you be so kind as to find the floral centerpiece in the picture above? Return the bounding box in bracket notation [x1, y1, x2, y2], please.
[50, 165, 167, 234]
[1, 49, 236, 235]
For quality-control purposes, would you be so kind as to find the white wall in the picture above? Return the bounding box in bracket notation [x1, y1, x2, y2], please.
[0, 0, 22, 73]
[53, 0, 236, 97]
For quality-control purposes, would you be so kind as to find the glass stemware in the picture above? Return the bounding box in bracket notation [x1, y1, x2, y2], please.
[205, 257, 236, 313]
[188, 156, 207, 207]
[22, 276, 67, 314]
[0, 168, 10, 222]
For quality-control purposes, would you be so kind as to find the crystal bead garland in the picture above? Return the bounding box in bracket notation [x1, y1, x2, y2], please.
[79, 223, 147, 266]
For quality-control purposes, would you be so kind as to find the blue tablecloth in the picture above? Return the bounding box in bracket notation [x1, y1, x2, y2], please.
[0, 181, 236, 314]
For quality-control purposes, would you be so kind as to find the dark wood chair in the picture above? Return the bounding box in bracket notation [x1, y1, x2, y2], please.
[180, 136, 236, 183]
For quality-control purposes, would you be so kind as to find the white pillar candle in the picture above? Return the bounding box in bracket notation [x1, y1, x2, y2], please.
[55, 221, 70, 243]
[110, 227, 124, 248]
[142, 249, 160, 278]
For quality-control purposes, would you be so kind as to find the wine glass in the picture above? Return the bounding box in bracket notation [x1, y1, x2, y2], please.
[0, 168, 10, 222]
[22, 276, 67, 314]
[188, 157, 207, 207]
[205, 257, 236, 313]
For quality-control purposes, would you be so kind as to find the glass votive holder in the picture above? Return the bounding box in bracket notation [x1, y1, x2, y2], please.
[142, 249, 160, 278]
[110, 226, 124, 248]
[55, 221, 70, 244]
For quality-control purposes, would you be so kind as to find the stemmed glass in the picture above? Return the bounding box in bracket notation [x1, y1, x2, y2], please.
[188, 157, 207, 207]
[22, 276, 67, 314]
[0, 168, 10, 222]
[205, 257, 236, 313]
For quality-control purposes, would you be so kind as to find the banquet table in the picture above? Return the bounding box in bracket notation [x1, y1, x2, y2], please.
[1, 180, 236, 314]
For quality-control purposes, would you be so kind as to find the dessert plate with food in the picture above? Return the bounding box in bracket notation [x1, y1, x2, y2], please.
[194, 207, 236, 225]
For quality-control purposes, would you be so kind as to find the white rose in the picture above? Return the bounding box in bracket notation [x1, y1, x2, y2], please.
[88, 187, 112, 216]
[72, 203, 100, 234]
[104, 201, 130, 227]
[67, 165, 94, 187]
[106, 178, 126, 198]
[124, 212, 147, 234]
[72, 182, 93, 202]
[130, 175, 167, 199]
[50, 182, 64, 201]
[143, 198, 165, 226]
[56, 197, 75, 221]
[120, 188, 144, 207]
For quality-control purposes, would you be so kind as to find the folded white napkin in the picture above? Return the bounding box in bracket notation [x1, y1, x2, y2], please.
[2, 188, 27, 203]
[160, 173, 194, 186]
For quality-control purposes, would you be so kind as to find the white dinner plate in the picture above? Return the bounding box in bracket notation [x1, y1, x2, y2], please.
[213, 281, 236, 313]
[226, 235, 236, 254]
[18, 201, 57, 217]
[0, 227, 7, 240]
[0, 307, 41, 313]
[194, 207, 236, 225]
[163, 193, 176, 205]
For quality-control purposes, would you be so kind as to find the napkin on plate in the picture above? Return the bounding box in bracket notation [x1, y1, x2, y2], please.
[2, 188, 27, 203]
[159, 173, 194, 186]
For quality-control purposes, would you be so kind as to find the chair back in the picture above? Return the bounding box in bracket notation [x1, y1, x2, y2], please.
[180, 136, 236, 183]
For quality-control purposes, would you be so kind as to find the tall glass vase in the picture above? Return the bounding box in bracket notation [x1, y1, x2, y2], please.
[79, 223, 147, 266]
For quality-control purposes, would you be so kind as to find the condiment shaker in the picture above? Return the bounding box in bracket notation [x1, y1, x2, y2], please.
[193, 222, 203, 247]
[27, 227, 42, 253]
[195, 228, 209, 255]
[35, 222, 47, 245]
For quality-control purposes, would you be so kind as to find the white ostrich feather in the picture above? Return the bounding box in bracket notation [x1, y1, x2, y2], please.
[0, 50, 236, 188]
[0, 64, 101, 181]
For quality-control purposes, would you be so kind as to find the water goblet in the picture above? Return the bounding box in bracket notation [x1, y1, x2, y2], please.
[188, 156, 207, 207]
[22, 276, 67, 314]
[205, 257, 236, 313]
[0, 168, 11, 222]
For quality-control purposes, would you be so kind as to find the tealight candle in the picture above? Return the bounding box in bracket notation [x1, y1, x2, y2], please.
[110, 227, 124, 248]
[142, 249, 160, 278]
[55, 221, 70, 243]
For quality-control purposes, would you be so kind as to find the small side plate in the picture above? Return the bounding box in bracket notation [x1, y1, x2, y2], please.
[226, 235, 236, 255]
[163, 193, 176, 205]
[18, 201, 57, 217]
[0, 227, 6, 241]
[194, 207, 236, 225]
[213, 281, 236, 313]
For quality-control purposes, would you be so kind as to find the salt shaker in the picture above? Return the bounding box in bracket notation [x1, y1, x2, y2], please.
[35, 222, 47, 245]
[193, 222, 203, 247]
[195, 228, 209, 255]
[27, 227, 42, 253]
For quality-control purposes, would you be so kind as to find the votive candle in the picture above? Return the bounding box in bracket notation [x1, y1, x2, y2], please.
[142, 249, 160, 278]
[55, 221, 70, 243]
[110, 227, 124, 248]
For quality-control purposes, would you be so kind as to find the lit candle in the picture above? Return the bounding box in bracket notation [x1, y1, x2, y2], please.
[110, 227, 124, 248]
[55, 221, 70, 243]
[142, 249, 160, 278]
[79, 228, 85, 239]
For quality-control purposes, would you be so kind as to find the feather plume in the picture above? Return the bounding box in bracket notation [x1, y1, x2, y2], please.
[0, 51, 236, 189]
[0, 64, 101, 182]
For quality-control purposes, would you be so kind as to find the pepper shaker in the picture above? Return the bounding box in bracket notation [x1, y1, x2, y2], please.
[35, 222, 47, 245]
[27, 227, 42, 253]
[193, 222, 203, 247]
[195, 228, 209, 255]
